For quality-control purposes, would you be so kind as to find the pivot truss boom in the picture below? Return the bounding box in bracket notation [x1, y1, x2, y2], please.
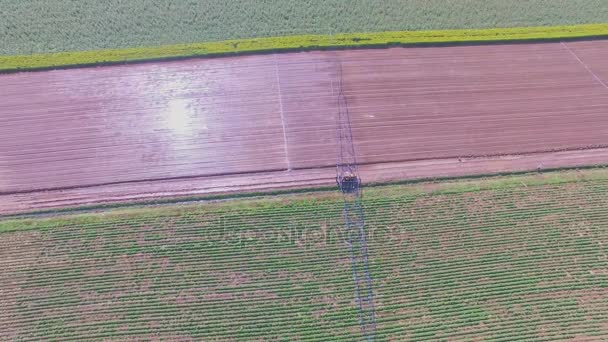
[335, 62, 377, 341]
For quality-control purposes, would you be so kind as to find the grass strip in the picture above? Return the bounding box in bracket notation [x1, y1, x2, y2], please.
[1, 24, 607, 73]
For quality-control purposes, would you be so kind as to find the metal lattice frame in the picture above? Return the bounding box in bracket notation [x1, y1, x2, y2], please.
[335, 61, 377, 341]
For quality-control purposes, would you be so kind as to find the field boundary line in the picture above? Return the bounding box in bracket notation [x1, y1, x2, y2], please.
[561, 42, 608, 91]
[274, 55, 291, 171]
[3, 148, 608, 217]
[3, 167, 608, 231]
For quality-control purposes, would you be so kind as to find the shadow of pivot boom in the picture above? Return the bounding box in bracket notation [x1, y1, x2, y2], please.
[335, 61, 377, 341]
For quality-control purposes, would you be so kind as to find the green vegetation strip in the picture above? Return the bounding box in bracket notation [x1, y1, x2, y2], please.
[4, 0, 607, 55]
[1, 24, 608, 72]
[1, 169, 608, 340]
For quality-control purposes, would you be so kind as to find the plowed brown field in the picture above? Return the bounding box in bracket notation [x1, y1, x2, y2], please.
[2, 40, 608, 213]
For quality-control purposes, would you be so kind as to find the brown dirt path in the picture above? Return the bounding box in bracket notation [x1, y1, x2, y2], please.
[2, 148, 608, 214]
[1, 40, 608, 214]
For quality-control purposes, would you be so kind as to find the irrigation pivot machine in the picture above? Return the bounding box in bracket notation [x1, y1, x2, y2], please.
[335, 62, 377, 341]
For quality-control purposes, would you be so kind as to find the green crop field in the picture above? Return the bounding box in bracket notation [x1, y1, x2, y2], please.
[2, 0, 608, 72]
[2, 169, 608, 340]
[2, 0, 608, 55]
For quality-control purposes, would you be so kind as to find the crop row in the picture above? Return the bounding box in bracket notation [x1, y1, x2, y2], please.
[2, 175, 608, 340]
[3, 179, 607, 241]
[5, 275, 604, 332]
[2, 196, 605, 274]
[15, 305, 608, 341]
[3, 223, 603, 292]
[6, 0, 608, 55]
[6, 252, 603, 317]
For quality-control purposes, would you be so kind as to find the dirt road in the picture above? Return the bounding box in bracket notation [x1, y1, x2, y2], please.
[1, 40, 608, 213]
